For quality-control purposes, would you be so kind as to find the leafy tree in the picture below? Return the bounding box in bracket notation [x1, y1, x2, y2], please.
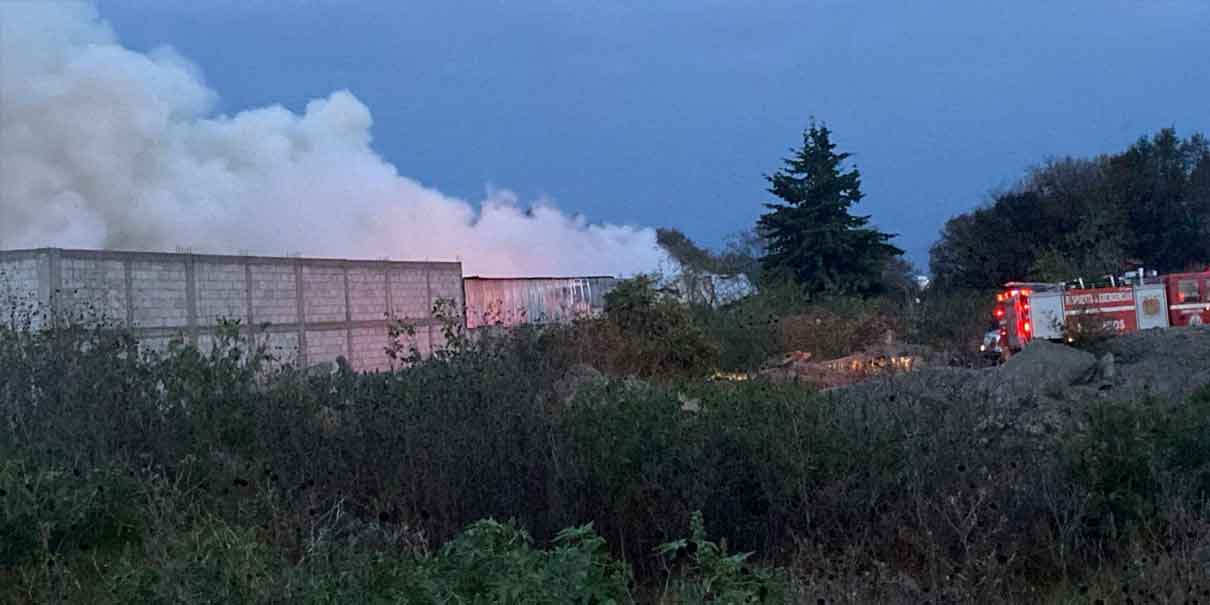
[929, 191, 1051, 289]
[757, 121, 902, 295]
[1106, 129, 1210, 272]
[929, 128, 1210, 290]
[656, 228, 760, 306]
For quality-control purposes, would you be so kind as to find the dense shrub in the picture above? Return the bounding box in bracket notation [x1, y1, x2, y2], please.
[2, 311, 1209, 601]
[0, 457, 138, 566]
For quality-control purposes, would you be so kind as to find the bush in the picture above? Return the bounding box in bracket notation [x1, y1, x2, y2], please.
[0, 456, 138, 567]
[421, 519, 631, 604]
[655, 511, 783, 604]
[2, 314, 1210, 601]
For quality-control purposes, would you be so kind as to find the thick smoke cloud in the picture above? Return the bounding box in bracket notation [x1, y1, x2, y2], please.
[0, 3, 668, 277]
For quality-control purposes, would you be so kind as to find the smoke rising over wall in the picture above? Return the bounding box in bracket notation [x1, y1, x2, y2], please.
[0, 3, 667, 277]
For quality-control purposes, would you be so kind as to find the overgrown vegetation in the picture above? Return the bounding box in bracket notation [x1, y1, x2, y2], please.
[931, 128, 1210, 289]
[2, 300, 1210, 602]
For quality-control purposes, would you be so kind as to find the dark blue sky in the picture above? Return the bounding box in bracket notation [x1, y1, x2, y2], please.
[95, 1, 1210, 269]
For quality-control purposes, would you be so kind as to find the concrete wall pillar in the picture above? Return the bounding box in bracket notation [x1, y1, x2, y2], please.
[294, 260, 307, 367]
[343, 266, 354, 361]
[185, 255, 198, 345]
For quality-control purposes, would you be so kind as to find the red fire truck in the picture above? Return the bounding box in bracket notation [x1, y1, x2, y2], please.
[990, 267, 1210, 355]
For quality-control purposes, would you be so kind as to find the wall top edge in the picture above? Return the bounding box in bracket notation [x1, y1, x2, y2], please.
[0, 247, 461, 271]
[465, 275, 618, 282]
[0, 249, 45, 262]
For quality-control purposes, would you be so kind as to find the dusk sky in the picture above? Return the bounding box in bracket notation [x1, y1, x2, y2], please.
[94, 0, 1210, 270]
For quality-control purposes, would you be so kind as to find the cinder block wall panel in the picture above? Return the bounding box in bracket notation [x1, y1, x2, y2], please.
[347, 268, 387, 321]
[255, 332, 300, 363]
[0, 258, 39, 295]
[388, 267, 431, 319]
[302, 266, 347, 323]
[306, 329, 348, 365]
[196, 262, 249, 325]
[351, 326, 396, 373]
[130, 260, 189, 328]
[250, 265, 298, 325]
[60, 258, 127, 325]
[429, 271, 465, 307]
[0, 256, 41, 319]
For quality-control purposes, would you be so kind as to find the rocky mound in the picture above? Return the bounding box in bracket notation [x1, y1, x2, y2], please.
[828, 325, 1210, 437]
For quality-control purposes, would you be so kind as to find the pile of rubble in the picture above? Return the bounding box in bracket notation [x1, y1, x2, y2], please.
[757, 348, 924, 389]
[830, 325, 1210, 436]
[755, 328, 949, 389]
[548, 326, 1209, 433]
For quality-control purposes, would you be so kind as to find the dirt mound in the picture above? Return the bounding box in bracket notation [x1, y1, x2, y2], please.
[1105, 325, 1210, 402]
[827, 326, 1210, 438]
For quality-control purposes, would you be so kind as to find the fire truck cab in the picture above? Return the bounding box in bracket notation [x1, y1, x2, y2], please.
[995, 282, 1060, 352]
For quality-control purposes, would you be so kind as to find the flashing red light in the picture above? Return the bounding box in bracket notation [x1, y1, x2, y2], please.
[1023, 321, 1032, 334]
[1009, 289, 1020, 297]
[1023, 303, 1030, 311]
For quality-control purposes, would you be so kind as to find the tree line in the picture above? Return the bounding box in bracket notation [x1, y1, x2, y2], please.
[662, 124, 1210, 297]
[931, 128, 1210, 290]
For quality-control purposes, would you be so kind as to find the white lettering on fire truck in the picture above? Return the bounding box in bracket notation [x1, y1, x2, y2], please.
[1065, 290, 1133, 306]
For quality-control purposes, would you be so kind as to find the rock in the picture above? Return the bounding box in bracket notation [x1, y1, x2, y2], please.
[677, 393, 702, 413]
[1097, 352, 1116, 381]
[996, 340, 1097, 398]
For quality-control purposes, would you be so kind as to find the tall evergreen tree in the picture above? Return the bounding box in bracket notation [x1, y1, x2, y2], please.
[757, 122, 902, 294]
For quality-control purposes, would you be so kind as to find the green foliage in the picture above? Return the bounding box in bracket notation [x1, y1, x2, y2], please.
[776, 295, 896, 359]
[656, 512, 782, 604]
[1067, 387, 1210, 536]
[422, 519, 630, 604]
[894, 286, 997, 362]
[107, 521, 278, 605]
[1068, 400, 1163, 532]
[1061, 313, 1119, 356]
[0, 457, 138, 566]
[1155, 385, 1210, 499]
[599, 275, 720, 376]
[2, 314, 1210, 601]
[930, 128, 1210, 289]
[757, 121, 902, 296]
[657, 228, 740, 276]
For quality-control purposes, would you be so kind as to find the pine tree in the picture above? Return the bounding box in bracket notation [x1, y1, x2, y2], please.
[757, 122, 902, 294]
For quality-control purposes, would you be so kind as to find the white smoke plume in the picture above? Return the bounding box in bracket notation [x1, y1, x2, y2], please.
[0, 2, 669, 277]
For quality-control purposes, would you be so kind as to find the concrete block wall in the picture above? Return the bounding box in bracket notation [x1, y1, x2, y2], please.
[61, 257, 128, 324]
[0, 248, 463, 372]
[0, 253, 45, 328]
[196, 262, 249, 324]
[250, 264, 298, 325]
[130, 259, 189, 328]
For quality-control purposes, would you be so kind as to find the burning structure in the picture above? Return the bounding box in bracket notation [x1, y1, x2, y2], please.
[463, 276, 618, 329]
[1, 247, 628, 372]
